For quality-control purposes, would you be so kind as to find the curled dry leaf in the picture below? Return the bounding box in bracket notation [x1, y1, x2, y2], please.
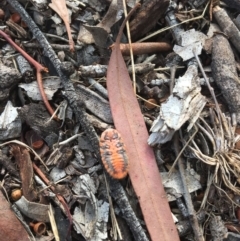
[10, 145, 37, 202]
[0, 30, 56, 118]
[49, 0, 74, 51]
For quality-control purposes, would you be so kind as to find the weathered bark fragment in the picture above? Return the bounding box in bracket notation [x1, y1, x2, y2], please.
[0, 64, 21, 103]
[75, 84, 113, 123]
[0, 148, 18, 177]
[211, 34, 240, 122]
[19, 103, 60, 139]
[129, 0, 169, 41]
[176, 211, 205, 237]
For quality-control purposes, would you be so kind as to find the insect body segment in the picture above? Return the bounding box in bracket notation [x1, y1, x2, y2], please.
[99, 129, 129, 179]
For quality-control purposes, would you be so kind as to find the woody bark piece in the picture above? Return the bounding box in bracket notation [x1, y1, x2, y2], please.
[16, 55, 34, 83]
[209, 216, 228, 241]
[148, 63, 206, 145]
[213, 6, 240, 54]
[0, 64, 21, 102]
[211, 34, 240, 122]
[75, 84, 113, 124]
[188, 0, 208, 8]
[129, 0, 170, 41]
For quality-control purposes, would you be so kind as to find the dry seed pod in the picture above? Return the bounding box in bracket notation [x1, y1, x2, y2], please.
[10, 13, 21, 23]
[0, 9, 4, 19]
[32, 140, 44, 150]
[25, 130, 44, 150]
[30, 222, 46, 235]
[11, 189, 22, 201]
[99, 129, 129, 179]
[144, 98, 158, 109]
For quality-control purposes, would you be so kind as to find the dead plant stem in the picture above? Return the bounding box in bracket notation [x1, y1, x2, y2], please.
[122, 0, 136, 94]
[193, 49, 222, 127]
[32, 163, 73, 236]
[168, 126, 198, 176]
[0, 29, 56, 118]
[173, 132, 205, 241]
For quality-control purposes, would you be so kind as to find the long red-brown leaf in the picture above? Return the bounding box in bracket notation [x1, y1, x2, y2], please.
[106, 4, 180, 241]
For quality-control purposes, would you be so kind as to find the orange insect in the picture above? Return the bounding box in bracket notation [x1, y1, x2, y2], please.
[99, 129, 129, 179]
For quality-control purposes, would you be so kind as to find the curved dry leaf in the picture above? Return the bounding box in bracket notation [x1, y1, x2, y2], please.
[106, 4, 180, 241]
[49, 0, 74, 51]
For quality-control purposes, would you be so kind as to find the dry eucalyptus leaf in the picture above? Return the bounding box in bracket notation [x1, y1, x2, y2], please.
[79, 0, 123, 46]
[72, 174, 108, 241]
[106, 4, 179, 240]
[49, 0, 74, 51]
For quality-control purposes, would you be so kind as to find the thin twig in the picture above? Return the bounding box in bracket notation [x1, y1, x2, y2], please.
[170, 66, 176, 94]
[168, 126, 198, 176]
[0, 29, 56, 118]
[32, 163, 73, 238]
[58, 133, 83, 146]
[173, 132, 204, 241]
[136, 94, 160, 107]
[48, 204, 60, 241]
[154, 66, 185, 71]
[123, 0, 136, 94]
[192, 49, 222, 125]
